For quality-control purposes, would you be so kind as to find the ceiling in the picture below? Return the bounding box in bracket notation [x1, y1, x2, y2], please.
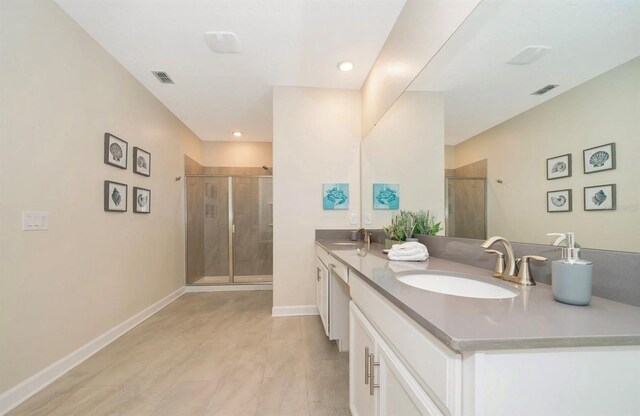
[408, 0, 640, 145]
[55, 0, 406, 142]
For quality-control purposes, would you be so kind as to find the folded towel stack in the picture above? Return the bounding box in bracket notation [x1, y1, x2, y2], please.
[387, 241, 429, 262]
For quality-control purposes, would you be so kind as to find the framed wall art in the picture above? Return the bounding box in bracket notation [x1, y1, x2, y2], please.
[546, 153, 571, 180]
[583, 142, 615, 174]
[104, 133, 128, 169]
[133, 147, 151, 177]
[373, 183, 400, 209]
[322, 183, 349, 210]
[584, 184, 616, 211]
[547, 189, 572, 213]
[104, 180, 127, 212]
[133, 187, 151, 213]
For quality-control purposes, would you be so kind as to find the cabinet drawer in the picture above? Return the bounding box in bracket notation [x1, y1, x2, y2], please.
[317, 245, 349, 283]
[350, 276, 462, 416]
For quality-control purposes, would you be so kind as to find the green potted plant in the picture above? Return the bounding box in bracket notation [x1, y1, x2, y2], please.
[383, 210, 441, 249]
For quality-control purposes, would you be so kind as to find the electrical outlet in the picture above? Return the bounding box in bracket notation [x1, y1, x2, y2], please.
[350, 213, 358, 225]
[364, 213, 372, 225]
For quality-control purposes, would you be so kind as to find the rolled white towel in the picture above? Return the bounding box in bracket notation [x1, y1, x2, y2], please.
[388, 247, 425, 257]
[388, 252, 428, 262]
[391, 242, 428, 252]
[388, 241, 429, 262]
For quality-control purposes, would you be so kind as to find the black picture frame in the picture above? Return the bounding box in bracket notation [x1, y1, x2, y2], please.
[547, 189, 572, 213]
[546, 153, 572, 180]
[133, 187, 151, 214]
[104, 133, 128, 169]
[583, 142, 616, 174]
[133, 147, 151, 177]
[584, 184, 616, 211]
[104, 180, 127, 212]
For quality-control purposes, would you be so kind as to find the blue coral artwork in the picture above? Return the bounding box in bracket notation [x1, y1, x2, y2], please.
[323, 183, 349, 210]
[373, 183, 399, 210]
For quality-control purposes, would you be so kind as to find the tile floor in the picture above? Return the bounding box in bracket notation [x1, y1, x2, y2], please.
[8, 291, 349, 416]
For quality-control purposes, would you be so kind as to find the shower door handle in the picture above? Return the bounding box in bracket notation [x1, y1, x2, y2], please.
[232, 224, 235, 233]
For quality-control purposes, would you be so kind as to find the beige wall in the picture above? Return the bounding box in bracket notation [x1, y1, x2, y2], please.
[361, 91, 445, 229]
[0, 0, 202, 393]
[445, 145, 456, 170]
[455, 57, 640, 252]
[201, 141, 272, 168]
[273, 87, 361, 309]
[361, 0, 480, 136]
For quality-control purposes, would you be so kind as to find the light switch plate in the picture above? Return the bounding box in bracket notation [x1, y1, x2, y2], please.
[349, 213, 357, 225]
[364, 213, 372, 225]
[22, 211, 48, 231]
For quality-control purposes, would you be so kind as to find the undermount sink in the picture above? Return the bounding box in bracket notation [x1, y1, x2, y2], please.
[397, 273, 518, 299]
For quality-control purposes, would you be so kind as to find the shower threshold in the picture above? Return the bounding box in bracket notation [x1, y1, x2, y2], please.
[191, 275, 273, 285]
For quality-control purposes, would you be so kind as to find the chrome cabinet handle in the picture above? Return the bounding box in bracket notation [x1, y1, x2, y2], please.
[316, 267, 321, 281]
[368, 352, 380, 396]
[364, 346, 370, 385]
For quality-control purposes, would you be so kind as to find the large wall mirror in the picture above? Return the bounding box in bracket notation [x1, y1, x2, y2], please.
[361, 0, 640, 253]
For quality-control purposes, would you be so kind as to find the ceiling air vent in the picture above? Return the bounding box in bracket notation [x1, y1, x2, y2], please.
[531, 84, 559, 95]
[152, 71, 174, 84]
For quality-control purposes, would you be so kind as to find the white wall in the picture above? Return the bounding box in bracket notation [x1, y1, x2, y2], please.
[361, 91, 445, 229]
[0, 0, 202, 394]
[361, 0, 480, 136]
[455, 57, 640, 252]
[272, 87, 361, 310]
[202, 141, 272, 167]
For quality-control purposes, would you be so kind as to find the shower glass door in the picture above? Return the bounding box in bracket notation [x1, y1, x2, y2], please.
[445, 177, 487, 240]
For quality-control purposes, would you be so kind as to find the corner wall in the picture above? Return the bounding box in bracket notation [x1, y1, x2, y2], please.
[0, 0, 202, 394]
[272, 87, 361, 310]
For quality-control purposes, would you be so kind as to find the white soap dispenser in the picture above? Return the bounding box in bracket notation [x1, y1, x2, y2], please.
[547, 232, 593, 306]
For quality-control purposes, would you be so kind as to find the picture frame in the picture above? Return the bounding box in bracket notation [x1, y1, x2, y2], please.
[104, 133, 128, 169]
[133, 147, 151, 177]
[373, 183, 400, 210]
[583, 142, 616, 174]
[547, 189, 572, 213]
[584, 184, 616, 211]
[322, 183, 349, 210]
[104, 180, 127, 212]
[133, 187, 151, 214]
[546, 153, 571, 180]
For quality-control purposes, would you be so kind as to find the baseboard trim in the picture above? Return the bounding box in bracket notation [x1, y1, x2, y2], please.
[272, 305, 319, 317]
[185, 284, 272, 292]
[0, 286, 185, 416]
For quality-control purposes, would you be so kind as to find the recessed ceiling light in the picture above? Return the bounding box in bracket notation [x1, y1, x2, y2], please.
[232, 131, 243, 137]
[337, 60, 354, 72]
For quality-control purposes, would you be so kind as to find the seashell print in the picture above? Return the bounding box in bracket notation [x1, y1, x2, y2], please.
[109, 143, 123, 161]
[592, 189, 607, 206]
[550, 195, 566, 207]
[589, 150, 609, 168]
[137, 156, 147, 169]
[137, 194, 148, 207]
[111, 188, 121, 206]
[551, 161, 566, 173]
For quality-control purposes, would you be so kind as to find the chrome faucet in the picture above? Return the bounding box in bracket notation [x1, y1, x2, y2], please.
[481, 236, 517, 280]
[357, 228, 371, 251]
[481, 236, 547, 285]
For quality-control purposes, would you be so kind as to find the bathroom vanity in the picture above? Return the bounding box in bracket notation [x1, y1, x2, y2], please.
[316, 240, 640, 416]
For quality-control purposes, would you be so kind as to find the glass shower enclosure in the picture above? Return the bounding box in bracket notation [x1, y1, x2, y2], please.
[185, 175, 273, 285]
[444, 177, 487, 240]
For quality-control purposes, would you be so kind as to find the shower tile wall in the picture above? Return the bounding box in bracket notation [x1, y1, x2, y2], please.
[233, 177, 273, 277]
[204, 178, 230, 278]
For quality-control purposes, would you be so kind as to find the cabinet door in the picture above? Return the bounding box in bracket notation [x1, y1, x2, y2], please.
[350, 302, 377, 416]
[316, 260, 329, 336]
[378, 342, 444, 416]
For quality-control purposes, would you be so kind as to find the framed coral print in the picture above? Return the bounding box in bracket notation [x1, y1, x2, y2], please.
[104, 180, 127, 212]
[583, 143, 615, 174]
[547, 189, 572, 213]
[323, 184, 349, 210]
[373, 183, 400, 209]
[104, 133, 128, 169]
[584, 184, 616, 211]
[546, 154, 571, 180]
[133, 147, 151, 177]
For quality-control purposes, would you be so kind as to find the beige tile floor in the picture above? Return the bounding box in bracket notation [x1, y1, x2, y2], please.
[8, 291, 349, 416]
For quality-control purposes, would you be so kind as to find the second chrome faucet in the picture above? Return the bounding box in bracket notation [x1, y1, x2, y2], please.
[481, 236, 547, 285]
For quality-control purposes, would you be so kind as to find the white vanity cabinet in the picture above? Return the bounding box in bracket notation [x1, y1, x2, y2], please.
[316, 245, 350, 351]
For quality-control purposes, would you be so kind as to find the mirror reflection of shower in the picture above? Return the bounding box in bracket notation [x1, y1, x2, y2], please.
[262, 165, 272, 175]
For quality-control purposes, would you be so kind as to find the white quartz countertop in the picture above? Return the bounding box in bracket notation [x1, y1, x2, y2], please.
[317, 239, 640, 352]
